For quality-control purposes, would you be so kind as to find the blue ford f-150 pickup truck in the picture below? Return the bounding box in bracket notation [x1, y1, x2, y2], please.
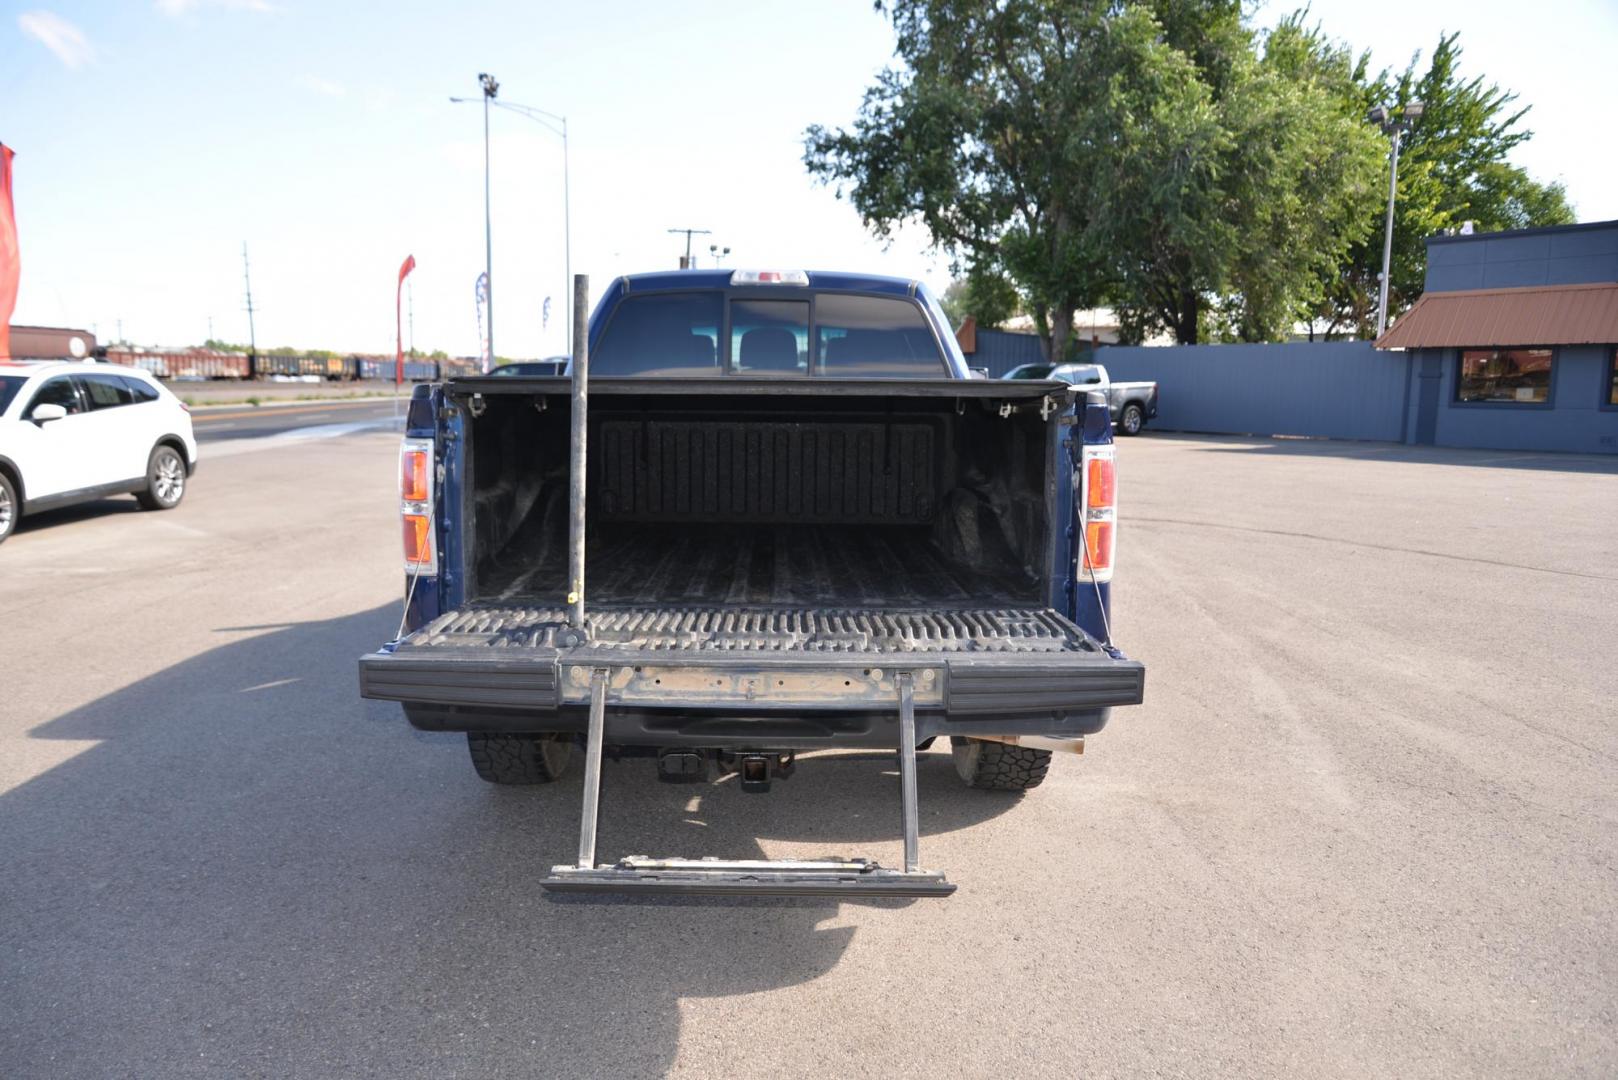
[359, 269, 1145, 897]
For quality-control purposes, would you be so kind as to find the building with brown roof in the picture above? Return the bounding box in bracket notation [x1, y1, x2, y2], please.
[1375, 220, 1618, 453]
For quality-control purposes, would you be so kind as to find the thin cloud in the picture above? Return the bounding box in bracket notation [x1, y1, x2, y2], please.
[18, 10, 96, 69]
[156, 0, 278, 15]
[295, 73, 346, 98]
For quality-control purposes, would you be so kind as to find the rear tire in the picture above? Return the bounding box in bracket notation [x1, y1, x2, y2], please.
[467, 733, 574, 784]
[1118, 403, 1145, 436]
[951, 737, 1052, 791]
[0, 471, 17, 545]
[136, 445, 187, 510]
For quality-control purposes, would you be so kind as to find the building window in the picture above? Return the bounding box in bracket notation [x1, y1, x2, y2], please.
[1609, 348, 1618, 406]
[1456, 348, 1554, 404]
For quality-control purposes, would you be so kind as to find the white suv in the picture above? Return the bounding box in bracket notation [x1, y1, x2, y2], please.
[0, 361, 199, 544]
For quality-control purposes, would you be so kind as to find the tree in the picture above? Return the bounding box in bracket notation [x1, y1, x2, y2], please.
[938, 269, 1021, 329]
[807, 1, 1227, 358]
[1310, 32, 1575, 338]
[807, 1, 1385, 350]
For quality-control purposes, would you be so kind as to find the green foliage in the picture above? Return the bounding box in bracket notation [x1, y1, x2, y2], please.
[203, 338, 248, 352]
[809, 5, 1574, 348]
[939, 269, 1021, 328]
[807, 1, 1382, 347]
[808, 1, 1207, 356]
[1311, 32, 1576, 338]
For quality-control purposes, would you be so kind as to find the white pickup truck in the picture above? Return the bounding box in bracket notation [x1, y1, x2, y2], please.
[1004, 362, 1159, 435]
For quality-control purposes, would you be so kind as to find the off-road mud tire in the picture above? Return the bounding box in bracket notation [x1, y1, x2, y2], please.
[950, 736, 1052, 791]
[467, 733, 574, 784]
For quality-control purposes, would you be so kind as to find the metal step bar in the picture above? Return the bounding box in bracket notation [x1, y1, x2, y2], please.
[540, 669, 955, 898]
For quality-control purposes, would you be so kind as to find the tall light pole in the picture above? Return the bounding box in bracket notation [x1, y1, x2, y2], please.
[451, 74, 500, 364]
[489, 98, 571, 354]
[453, 86, 573, 354]
[1370, 100, 1423, 338]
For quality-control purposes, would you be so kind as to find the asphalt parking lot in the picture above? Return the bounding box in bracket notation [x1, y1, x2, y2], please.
[1, 427, 1614, 1078]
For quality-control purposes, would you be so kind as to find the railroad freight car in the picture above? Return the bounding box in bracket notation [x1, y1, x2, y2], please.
[353, 357, 440, 381]
[253, 354, 332, 379]
[6, 324, 97, 359]
[104, 349, 251, 379]
[437, 357, 482, 378]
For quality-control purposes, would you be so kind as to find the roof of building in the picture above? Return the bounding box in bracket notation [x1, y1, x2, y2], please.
[1375, 282, 1618, 350]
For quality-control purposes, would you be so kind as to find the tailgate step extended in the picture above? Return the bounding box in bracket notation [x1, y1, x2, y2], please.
[544, 858, 954, 898]
[540, 668, 955, 898]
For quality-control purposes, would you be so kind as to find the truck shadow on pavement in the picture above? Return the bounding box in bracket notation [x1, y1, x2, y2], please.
[1, 603, 1018, 1078]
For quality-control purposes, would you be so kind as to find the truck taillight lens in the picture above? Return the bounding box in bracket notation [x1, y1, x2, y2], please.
[1086, 457, 1115, 509]
[399, 438, 436, 575]
[1080, 446, 1116, 581]
[403, 514, 433, 567]
[401, 448, 430, 502]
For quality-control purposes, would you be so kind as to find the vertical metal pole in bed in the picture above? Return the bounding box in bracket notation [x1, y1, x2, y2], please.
[568, 274, 590, 631]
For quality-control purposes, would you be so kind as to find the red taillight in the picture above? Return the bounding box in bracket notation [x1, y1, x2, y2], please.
[1086, 457, 1115, 509]
[1085, 520, 1114, 570]
[1080, 446, 1116, 580]
[403, 513, 433, 567]
[399, 439, 436, 575]
[401, 448, 430, 502]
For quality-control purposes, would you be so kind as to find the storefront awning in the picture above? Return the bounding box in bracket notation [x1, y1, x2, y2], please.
[1375, 282, 1618, 349]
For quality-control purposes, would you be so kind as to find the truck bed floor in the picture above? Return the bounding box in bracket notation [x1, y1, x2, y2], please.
[479, 522, 1039, 609]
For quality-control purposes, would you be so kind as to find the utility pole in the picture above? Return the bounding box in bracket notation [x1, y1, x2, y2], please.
[242, 242, 258, 360]
[407, 279, 415, 357]
[208, 314, 214, 344]
[667, 227, 711, 269]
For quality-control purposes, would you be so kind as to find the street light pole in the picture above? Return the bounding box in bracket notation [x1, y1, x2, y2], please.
[1370, 100, 1423, 338]
[479, 73, 498, 365]
[1375, 125, 1403, 339]
[488, 99, 572, 354]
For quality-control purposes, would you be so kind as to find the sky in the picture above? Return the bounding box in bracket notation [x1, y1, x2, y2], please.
[4, 0, 1616, 358]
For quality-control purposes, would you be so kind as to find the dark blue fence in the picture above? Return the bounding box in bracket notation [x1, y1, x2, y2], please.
[1097, 341, 1412, 442]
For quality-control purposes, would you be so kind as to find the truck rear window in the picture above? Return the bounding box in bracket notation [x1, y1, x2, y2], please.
[814, 294, 946, 376]
[593, 291, 947, 377]
[593, 292, 723, 376]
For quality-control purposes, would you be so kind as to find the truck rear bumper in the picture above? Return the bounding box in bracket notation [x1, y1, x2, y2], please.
[359, 604, 1145, 746]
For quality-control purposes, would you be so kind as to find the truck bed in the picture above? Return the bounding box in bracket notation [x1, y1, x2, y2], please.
[482, 521, 1038, 607]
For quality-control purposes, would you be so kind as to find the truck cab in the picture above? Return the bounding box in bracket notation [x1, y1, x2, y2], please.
[359, 270, 1145, 897]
